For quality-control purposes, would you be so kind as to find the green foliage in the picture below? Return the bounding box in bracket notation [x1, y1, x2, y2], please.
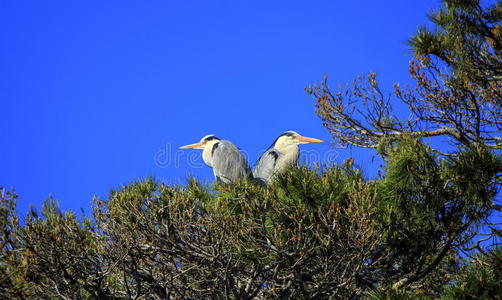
[443, 248, 502, 299]
[447, 146, 502, 210]
[1, 137, 500, 298]
[410, 0, 501, 77]
[365, 286, 431, 300]
[1, 1, 500, 298]
[366, 247, 502, 299]
[308, 0, 500, 151]
[409, 0, 501, 139]
[306, 1, 500, 296]
[373, 137, 500, 289]
[0, 188, 27, 298]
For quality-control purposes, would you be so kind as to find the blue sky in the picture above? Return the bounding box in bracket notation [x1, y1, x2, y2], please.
[1, 1, 440, 215]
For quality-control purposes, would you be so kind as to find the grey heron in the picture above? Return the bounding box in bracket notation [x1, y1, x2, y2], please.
[253, 131, 323, 184]
[180, 135, 252, 183]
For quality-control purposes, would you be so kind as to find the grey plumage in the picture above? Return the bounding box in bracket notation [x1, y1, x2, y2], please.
[180, 135, 251, 183]
[253, 131, 322, 184]
[210, 140, 252, 183]
[253, 147, 286, 185]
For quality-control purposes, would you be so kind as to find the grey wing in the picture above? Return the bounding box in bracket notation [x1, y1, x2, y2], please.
[211, 141, 252, 183]
[253, 149, 279, 184]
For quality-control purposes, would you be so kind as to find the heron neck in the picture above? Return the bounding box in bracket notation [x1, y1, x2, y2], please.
[275, 143, 298, 155]
[275, 144, 299, 171]
[202, 146, 213, 167]
[202, 140, 220, 167]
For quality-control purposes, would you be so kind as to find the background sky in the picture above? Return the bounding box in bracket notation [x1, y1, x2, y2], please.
[1, 1, 441, 216]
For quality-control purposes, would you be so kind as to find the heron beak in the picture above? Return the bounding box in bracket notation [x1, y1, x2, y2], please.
[179, 142, 204, 149]
[296, 136, 323, 144]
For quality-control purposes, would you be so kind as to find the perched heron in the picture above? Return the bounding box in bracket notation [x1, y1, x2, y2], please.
[180, 135, 252, 183]
[253, 131, 323, 184]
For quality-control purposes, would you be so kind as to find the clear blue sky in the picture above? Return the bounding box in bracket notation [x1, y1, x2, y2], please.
[1, 1, 440, 215]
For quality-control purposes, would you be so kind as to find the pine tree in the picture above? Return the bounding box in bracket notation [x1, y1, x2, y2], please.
[1, 0, 501, 299]
[307, 0, 501, 151]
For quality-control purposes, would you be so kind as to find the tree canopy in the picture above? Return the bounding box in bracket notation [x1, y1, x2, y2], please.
[1, 0, 501, 299]
[307, 0, 501, 152]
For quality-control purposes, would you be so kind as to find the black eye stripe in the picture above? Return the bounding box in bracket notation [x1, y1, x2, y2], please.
[203, 136, 219, 142]
[281, 131, 299, 137]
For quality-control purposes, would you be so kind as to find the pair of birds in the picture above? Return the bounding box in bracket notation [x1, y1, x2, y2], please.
[180, 131, 323, 184]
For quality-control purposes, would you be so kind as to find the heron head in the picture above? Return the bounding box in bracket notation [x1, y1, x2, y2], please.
[180, 134, 220, 150]
[274, 131, 323, 149]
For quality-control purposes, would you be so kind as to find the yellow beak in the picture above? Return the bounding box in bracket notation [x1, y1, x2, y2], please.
[179, 142, 204, 149]
[296, 136, 323, 144]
